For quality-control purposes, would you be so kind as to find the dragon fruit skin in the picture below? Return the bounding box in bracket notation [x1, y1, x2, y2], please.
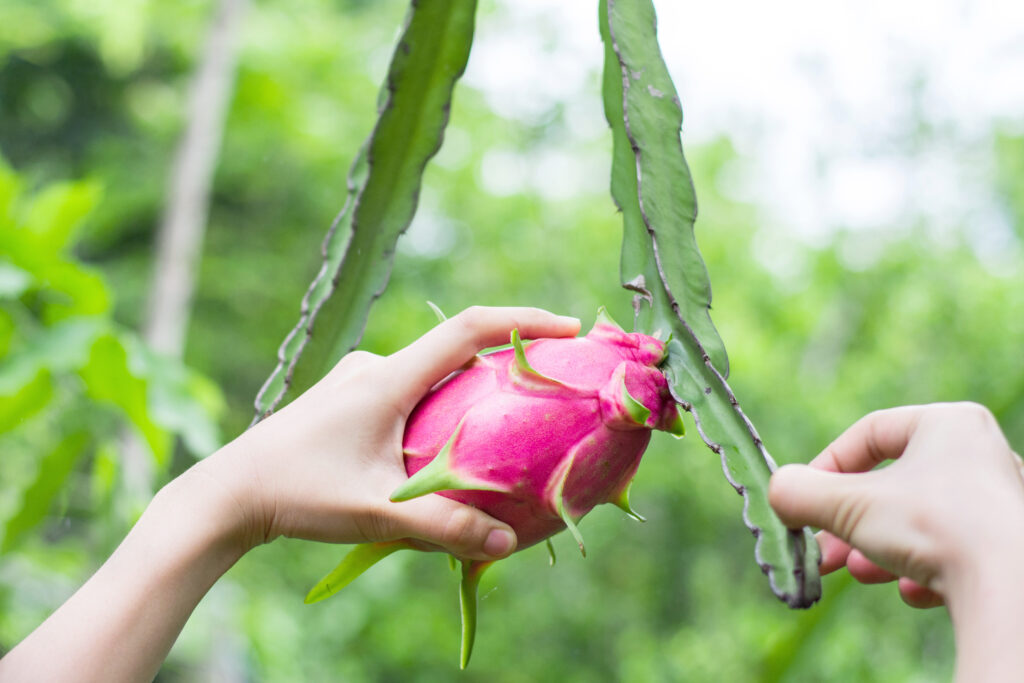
[394, 310, 683, 552]
[305, 309, 684, 668]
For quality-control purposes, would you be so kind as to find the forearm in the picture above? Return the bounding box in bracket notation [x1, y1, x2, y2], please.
[947, 546, 1024, 682]
[0, 466, 249, 683]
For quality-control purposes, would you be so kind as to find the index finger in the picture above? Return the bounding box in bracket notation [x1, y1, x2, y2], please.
[810, 405, 929, 473]
[386, 306, 581, 407]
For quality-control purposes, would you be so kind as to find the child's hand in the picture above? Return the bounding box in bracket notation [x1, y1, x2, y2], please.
[199, 306, 581, 561]
[769, 403, 1024, 606]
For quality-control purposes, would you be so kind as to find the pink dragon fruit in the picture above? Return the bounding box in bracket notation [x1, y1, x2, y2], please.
[306, 308, 684, 667]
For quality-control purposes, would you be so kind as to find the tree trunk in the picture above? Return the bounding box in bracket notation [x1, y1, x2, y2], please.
[146, 0, 247, 357]
[119, 0, 246, 506]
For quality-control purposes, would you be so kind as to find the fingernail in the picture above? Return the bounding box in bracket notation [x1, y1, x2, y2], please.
[557, 315, 581, 326]
[484, 529, 516, 557]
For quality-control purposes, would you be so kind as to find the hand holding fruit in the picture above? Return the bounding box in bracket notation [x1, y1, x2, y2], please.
[198, 306, 583, 560]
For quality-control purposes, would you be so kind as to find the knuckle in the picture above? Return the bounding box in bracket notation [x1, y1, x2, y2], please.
[831, 495, 867, 541]
[332, 350, 379, 377]
[926, 401, 1000, 444]
[821, 445, 846, 473]
[453, 307, 491, 340]
[952, 401, 995, 424]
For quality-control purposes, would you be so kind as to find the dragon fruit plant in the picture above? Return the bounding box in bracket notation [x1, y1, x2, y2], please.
[255, 0, 821, 669]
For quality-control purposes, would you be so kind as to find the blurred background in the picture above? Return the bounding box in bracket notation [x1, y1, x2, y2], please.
[1, 0, 1022, 680]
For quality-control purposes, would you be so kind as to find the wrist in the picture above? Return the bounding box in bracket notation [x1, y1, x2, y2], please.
[943, 535, 1024, 681]
[174, 446, 268, 556]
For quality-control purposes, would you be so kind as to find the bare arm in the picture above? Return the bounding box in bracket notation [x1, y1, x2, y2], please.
[0, 470, 246, 682]
[0, 306, 581, 682]
[769, 403, 1024, 682]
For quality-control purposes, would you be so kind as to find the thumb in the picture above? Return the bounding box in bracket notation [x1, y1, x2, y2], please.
[769, 464, 873, 541]
[386, 495, 518, 561]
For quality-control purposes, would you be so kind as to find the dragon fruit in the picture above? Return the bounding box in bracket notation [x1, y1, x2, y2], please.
[306, 308, 684, 667]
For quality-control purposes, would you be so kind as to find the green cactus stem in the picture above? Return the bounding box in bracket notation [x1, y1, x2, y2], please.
[253, 0, 479, 423]
[600, 0, 821, 608]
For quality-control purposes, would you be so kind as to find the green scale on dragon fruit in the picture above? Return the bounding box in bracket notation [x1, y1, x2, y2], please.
[306, 309, 685, 668]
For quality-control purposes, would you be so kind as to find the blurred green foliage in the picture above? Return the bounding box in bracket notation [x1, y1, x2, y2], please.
[1, 0, 1022, 681]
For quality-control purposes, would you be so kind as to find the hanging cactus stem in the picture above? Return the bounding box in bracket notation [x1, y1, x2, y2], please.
[545, 539, 557, 566]
[253, 0, 480, 423]
[600, 0, 821, 607]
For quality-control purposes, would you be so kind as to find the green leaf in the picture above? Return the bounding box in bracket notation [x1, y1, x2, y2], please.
[0, 368, 53, 434]
[136, 348, 225, 458]
[600, 0, 820, 608]
[0, 176, 111, 321]
[78, 333, 171, 466]
[1, 431, 89, 553]
[254, 0, 479, 421]
[0, 308, 13, 357]
[0, 157, 22, 223]
[0, 261, 31, 299]
[90, 440, 120, 507]
[21, 179, 103, 255]
[0, 317, 105, 395]
[305, 540, 414, 604]
[38, 260, 111, 321]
